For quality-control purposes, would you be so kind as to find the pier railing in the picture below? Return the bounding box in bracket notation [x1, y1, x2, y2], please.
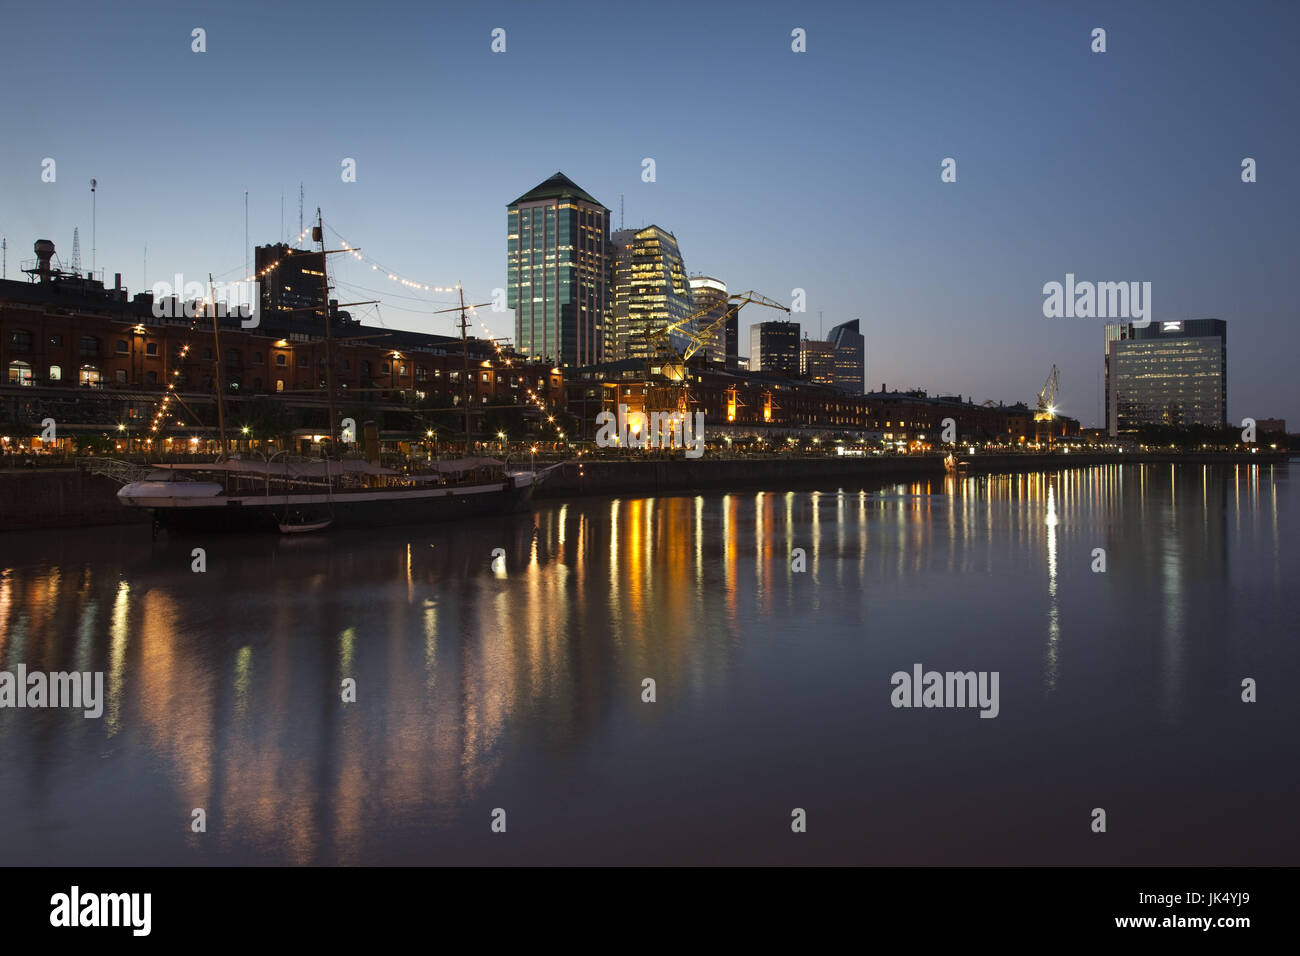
[76, 457, 151, 485]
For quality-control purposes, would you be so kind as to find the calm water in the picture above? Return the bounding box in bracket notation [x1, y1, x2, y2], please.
[0, 463, 1295, 865]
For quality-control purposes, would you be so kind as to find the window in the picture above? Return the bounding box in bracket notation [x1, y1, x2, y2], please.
[48, 365, 62, 382]
[80, 337, 100, 357]
[481, 372, 490, 382]
[202, 347, 213, 360]
[297, 354, 307, 367]
[276, 379, 284, 393]
[116, 340, 129, 354]
[146, 371, 158, 386]
[416, 366, 427, 382]
[275, 353, 287, 366]
[145, 342, 159, 356]
[252, 351, 263, 364]
[398, 365, 407, 377]
[9, 330, 31, 352]
[8, 360, 33, 385]
[48, 334, 62, 347]
[381, 362, 390, 374]
[252, 378, 261, 391]
[342, 359, 351, 371]
[115, 369, 128, 384]
[80, 366, 102, 387]
[360, 361, 371, 379]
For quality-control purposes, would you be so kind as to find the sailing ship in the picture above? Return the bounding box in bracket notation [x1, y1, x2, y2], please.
[119, 209, 545, 534]
[117, 456, 537, 533]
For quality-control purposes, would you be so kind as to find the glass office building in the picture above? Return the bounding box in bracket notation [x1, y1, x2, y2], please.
[748, 320, 801, 377]
[688, 276, 731, 365]
[1105, 319, 1227, 436]
[826, 318, 865, 395]
[507, 172, 610, 368]
[608, 226, 694, 361]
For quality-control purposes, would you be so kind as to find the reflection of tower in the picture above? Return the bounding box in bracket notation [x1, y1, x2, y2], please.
[70, 228, 82, 274]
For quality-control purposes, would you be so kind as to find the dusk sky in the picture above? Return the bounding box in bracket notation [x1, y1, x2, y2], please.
[2, 0, 1296, 427]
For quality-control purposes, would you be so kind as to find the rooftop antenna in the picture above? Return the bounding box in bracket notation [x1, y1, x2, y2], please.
[298, 184, 304, 245]
[619, 193, 624, 230]
[2, 236, 6, 279]
[70, 228, 81, 274]
[90, 179, 97, 276]
[280, 193, 285, 244]
[244, 190, 249, 278]
[143, 244, 147, 292]
[819, 310, 823, 338]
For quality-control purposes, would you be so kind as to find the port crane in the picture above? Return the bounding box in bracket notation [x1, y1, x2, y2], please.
[641, 291, 789, 415]
[1034, 364, 1060, 447]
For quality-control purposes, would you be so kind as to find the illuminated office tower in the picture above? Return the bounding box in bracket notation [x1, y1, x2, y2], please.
[507, 172, 611, 367]
[608, 225, 694, 361]
[1105, 319, 1227, 436]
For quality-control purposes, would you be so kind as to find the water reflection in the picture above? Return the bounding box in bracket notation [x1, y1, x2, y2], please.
[0, 463, 1291, 864]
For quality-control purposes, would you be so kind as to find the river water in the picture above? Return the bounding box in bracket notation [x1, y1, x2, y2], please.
[0, 463, 1295, 865]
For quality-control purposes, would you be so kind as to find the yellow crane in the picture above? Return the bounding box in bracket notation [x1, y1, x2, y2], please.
[1034, 364, 1061, 448]
[643, 291, 789, 414]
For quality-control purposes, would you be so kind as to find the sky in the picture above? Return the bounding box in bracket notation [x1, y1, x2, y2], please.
[2, 0, 1296, 427]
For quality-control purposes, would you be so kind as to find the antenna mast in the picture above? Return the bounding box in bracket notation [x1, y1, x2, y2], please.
[70, 228, 81, 274]
[244, 190, 249, 278]
[90, 179, 97, 276]
[299, 184, 304, 244]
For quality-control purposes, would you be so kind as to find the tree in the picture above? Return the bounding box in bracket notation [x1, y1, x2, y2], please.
[238, 397, 299, 444]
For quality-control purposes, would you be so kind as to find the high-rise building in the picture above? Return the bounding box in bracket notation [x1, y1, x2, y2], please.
[748, 320, 801, 377]
[826, 318, 864, 394]
[1105, 319, 1227, 436]
[608, 225, 694, 361]
[507, 172, 611, 368]
[800, 336, 837, 385]
[688, 276, 731, 365]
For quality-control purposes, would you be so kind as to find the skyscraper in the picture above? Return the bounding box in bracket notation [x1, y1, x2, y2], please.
[800, 336, 837, 385]
[507, 172, 611, 368]
[826, 318, 865, 395]
[748, 320, 801, 376]
[608, 225, 694, 361]
[688, 276, 731, 365]
[1105, 319, 1227, 436]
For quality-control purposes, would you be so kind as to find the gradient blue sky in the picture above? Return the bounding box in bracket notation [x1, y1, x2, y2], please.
[2, 0, 1296, 426]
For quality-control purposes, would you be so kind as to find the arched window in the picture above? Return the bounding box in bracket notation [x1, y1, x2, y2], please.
[116, 340, 129, 354]
[79, 365, 101, 387]
[145, 342, 159, 356]
[7, 360, 33, 385]
[8, 330, 31, 352]
[79, 336, 99, 357]
[275, 354, 287, 366]
[48, 365, 62, 382]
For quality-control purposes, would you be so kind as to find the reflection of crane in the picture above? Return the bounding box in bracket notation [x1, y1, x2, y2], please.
[644, 291, 789, 412]
[1035, 365, 1060, 421]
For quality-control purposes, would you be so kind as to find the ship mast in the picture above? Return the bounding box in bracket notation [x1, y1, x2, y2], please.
[314, 209, 340, 454]
[207, 273, 228, 457]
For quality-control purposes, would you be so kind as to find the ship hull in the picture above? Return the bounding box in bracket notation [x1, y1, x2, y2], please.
[132, 481, 535, 534]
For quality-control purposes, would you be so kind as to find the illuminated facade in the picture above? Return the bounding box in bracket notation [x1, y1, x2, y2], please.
[826, 318, 865, 395]
[608, 226, 694, 361]
[507, 172, 611, 368]
[254, 243, 326, 323]
[748, 320, 800, 377]
[1105, 319, 1227, 436]
[799, 337, 836, 386]
[688, 276, 732, 366]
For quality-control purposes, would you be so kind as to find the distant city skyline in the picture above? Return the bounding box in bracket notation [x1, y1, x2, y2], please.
[1, 0, 1296, 426]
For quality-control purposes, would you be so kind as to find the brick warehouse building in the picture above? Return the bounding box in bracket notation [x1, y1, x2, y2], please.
[566, 361, 1078, 446]
[0, 245, 563, 454]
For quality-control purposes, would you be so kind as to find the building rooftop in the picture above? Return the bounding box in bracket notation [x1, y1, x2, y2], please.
[509, 172, 607, 209]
